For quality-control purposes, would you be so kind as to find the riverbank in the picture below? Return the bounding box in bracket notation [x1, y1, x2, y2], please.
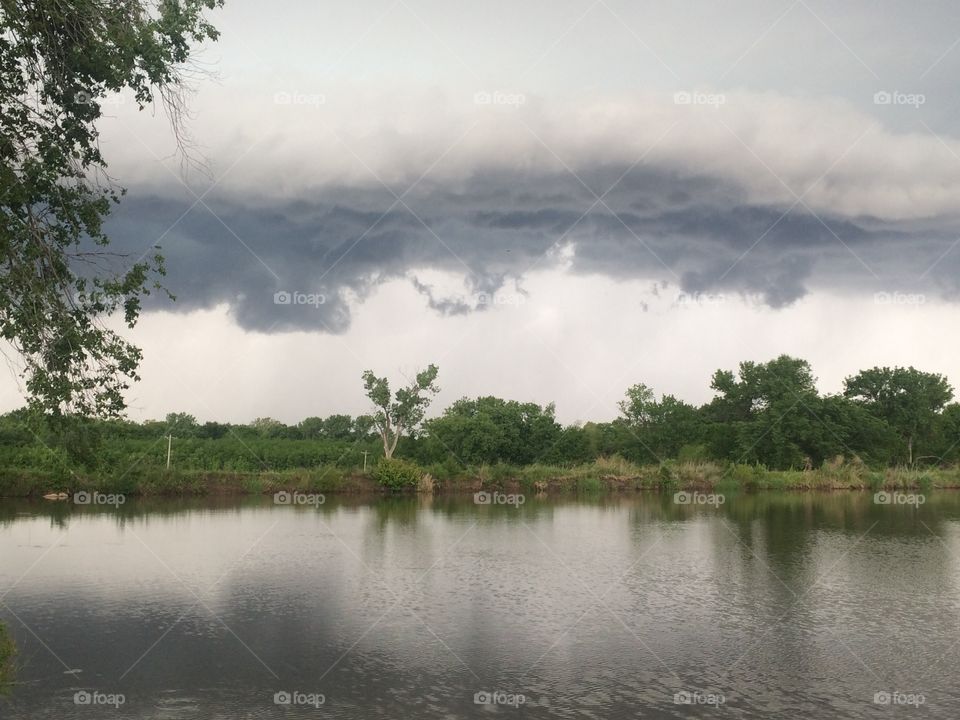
[0, 457, 957, 498]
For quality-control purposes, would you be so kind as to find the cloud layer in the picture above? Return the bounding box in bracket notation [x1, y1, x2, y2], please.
[104, 96, 960, 333]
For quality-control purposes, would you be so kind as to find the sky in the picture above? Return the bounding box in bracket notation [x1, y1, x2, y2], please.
[5, 0, 960, 424]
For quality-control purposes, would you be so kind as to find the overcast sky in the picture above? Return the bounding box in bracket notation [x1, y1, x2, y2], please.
[5, 0, 960, 424]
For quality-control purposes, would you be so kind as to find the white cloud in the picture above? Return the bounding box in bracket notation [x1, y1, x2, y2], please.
[4, 271, 953, 423]
[103, 87, 960, 223]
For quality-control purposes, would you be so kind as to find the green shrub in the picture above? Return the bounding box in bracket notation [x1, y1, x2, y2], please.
[424, 457, 463, 481]
[759, 470, 791, 489]
[728, 463, 762, 487]
[373, 458, 423, 489]
[307, 466, 346, 491]
[657, 462, 676, 484]
[576, 475, 602, 492]
[677, 444, 710, 462]
[865, 470, 885, 489]
[242, 475, 265, 494]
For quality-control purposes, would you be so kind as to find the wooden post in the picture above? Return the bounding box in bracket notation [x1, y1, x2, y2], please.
[361, 450, 370, 472]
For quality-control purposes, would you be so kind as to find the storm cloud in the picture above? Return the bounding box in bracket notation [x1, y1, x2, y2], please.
[104, 158, 960, 333]
[8, 0, 960, 422]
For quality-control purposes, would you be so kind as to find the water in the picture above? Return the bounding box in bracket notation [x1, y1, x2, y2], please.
[1, 491, 958, 718]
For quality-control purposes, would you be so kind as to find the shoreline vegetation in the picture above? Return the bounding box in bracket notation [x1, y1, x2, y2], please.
[2, 456, 959, 499]
[2, 356, 959, 499]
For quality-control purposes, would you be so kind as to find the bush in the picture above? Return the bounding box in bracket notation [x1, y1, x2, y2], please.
[373, 458, 423, 490]
[423, 457, 465, 481]
[677, 444, 710, 462]
[576, 475, 602, 492]
[657, 462, 677, 484]
[728, 463, 763, 486]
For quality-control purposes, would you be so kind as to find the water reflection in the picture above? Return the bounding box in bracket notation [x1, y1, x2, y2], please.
[2, 492, 960, 718]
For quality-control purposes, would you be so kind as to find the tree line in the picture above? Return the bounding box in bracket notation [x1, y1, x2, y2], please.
[0, 356, 956, 474]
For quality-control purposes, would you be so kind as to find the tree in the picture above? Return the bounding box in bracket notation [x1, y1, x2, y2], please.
[196, 420, 229, 439]
[298, 416, 326, 439]
[704, 356, 822, 468]
[933, 403, 960, 464]
[1, 0, 223, 417]
[814, 394, 899, 466]
[353, 414, 375, 439]
[362, 365, 439, 459]
[250, 417, 287, 438]
[541, 424, 593, 464]
[618, 383, 656, 427]
[618, 385, 703, 461]
[322, 414, 355, 441]
[164, 412, 198, 436]
[426, 396, 561, 465]
[645, 395, 703, 458]
[844, 366, 953, 465]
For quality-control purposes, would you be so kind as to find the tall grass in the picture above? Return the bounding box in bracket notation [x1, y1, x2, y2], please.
[3, 455, 960, 497]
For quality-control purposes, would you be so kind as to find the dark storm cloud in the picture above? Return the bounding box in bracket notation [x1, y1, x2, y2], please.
[102, 163, 960, 332]
[410, 276, 473, 316]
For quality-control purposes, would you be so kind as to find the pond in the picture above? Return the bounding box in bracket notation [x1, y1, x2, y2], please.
[1, 491, 958, 718]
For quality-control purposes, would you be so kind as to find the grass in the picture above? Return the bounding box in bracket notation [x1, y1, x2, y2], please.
[0, 466, 359, 498]
[1, 456, 959, 498]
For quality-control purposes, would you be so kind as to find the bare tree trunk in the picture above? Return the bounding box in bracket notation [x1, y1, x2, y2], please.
[386, 425, 403, 459]
[908, 435, 914, 466]
[378, 416, 393, 459]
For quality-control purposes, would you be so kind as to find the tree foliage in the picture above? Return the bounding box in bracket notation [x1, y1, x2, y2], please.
[1, 355, 958, 475]
[0, 0, 222, 416]
[361, 364, 439, 459]
[426, 396, 561, 465]
[618, 385, 703, 461]
[844, 366, 953, 464]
